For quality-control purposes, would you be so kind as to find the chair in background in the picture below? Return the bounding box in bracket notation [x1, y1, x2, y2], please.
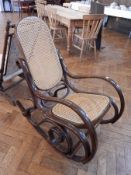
[90, 1, 105, 50]
[35, 0, 47, 20]
[18, 0, 35, 18]
[11, 0, 34, 18]
[0, 21, 23, 92]
[73, 14, 104, 60]
[16, 16, 125, 163]
[47, 6, 67, 41]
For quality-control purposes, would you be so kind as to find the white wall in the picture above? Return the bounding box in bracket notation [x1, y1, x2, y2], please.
[0, 0, 4, 11]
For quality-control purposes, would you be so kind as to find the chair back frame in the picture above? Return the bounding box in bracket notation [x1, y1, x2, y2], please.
[17, 17, 63, 90]
[82, 14, 104, 39]
[47, 7, 58, 29]
[36, 1, 47, 19]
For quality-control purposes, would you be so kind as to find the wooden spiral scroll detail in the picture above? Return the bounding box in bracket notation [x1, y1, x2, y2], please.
[30, 115, 95, 163]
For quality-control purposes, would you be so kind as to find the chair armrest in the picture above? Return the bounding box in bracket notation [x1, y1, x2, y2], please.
[58, 52, 125, 123]
[66, 72, 125, 123]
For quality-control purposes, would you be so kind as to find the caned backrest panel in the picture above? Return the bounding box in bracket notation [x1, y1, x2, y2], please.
[17, 17, 63, 90]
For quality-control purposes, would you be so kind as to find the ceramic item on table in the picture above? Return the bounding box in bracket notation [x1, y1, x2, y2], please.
[115, 5, 121, 9]
[120, 5, 127, 10]
[128, 6, 131, 11]
[110, 2, 118, 8]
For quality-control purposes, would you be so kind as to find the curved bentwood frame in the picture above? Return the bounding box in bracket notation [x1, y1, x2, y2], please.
[16, 19, 125, 164]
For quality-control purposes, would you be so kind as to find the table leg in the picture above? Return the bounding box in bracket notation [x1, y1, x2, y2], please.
[129, 31, 131, 38]
[67, 26, 72, 53]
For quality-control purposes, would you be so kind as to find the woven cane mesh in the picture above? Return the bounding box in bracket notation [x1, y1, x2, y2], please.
[52, 93, 110, 124]
[17, 16, 63, 90]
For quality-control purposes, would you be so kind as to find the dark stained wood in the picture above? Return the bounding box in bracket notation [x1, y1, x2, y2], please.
[16, 15, 125, 164]
[0, 12, 131, 175]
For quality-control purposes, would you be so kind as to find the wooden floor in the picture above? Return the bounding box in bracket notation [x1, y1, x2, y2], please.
[0, 12, 131, 175]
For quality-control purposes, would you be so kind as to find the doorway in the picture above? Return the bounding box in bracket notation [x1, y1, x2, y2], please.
[0, 0, 12, 12]
[0, 0, 4, 11]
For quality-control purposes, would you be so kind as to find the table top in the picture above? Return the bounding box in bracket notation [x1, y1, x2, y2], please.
[104, 6, 131, 20]
[63, 2, 90, 13]
[45, 5, 89, 20]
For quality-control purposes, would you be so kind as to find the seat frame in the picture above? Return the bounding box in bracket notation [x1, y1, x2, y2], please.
[16, 17, 125, 164]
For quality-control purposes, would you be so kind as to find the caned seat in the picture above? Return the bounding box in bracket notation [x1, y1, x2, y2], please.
[16, 16, 125, 164]
[53, 93, 110, 125]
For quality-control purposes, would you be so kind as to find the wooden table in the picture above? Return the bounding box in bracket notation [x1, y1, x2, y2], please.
[104, 6, 131, 37]
[104, 6, 131, 20]
[45, 5, 89, 53]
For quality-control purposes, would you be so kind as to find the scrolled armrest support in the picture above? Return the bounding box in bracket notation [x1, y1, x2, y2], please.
[35, 91, 97, 162]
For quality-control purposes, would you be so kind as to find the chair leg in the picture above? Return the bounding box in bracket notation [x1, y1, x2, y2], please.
[52, 30, 56, 41]
[19, 8, 22, 19]
[94, 40, 96, 59]
[129, 31, 131, 38]
[65, 29, 67, 40]
[43, 16, 47, 22]
[60, 29, 63, 39]
[80, 40, 85, 61]
[85, 40, 89, 53]
[60, 28, 67, 40]
[19, 10, 21, 18]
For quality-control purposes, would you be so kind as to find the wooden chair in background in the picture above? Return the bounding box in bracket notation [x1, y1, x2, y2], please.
[35, 0, 47, 20]
[47, 6, 67, 41]
[73, 14, 104, 60]
[18, 0, 35, 18]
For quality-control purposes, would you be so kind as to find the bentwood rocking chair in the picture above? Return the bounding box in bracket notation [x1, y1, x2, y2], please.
[0, 21, 23, 92]
[16, 17, 125, 163]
